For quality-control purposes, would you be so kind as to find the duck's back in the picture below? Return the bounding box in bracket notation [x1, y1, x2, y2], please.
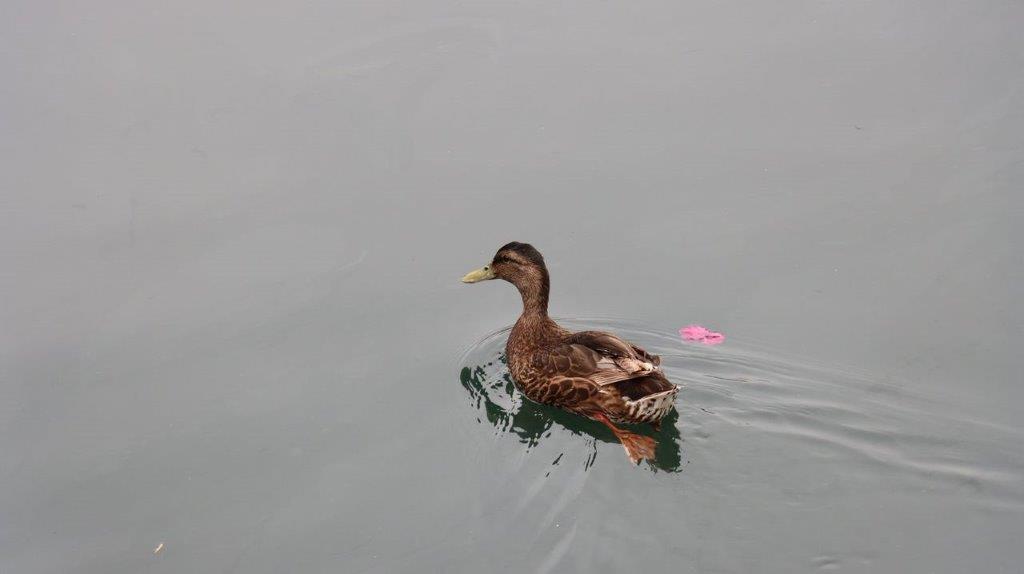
[505, 318, 678, 423]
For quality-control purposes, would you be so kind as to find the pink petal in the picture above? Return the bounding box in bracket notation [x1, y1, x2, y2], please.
[680, 324, 726, 345]
[680, 325, 711, 341]
[703, 332, 725, 345]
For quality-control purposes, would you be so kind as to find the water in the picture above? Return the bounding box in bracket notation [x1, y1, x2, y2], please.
[459, 320, 1023, 571]
[2, 1, 1022, 572]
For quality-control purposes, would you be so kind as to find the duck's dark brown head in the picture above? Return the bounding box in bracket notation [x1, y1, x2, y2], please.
[462, 242, 550, 314]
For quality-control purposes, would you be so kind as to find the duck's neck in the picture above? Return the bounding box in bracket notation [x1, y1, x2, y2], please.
[512, 267, 550, 318]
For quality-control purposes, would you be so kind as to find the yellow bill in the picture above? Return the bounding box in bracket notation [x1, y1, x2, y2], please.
[461, 265, 496, 283]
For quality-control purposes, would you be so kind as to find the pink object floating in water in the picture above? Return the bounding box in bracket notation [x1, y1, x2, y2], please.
[679, 324, 725, 345]
[680, 325, 710, 340]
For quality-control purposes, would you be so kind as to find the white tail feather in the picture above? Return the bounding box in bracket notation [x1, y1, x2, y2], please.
[624, 386, 679, 423]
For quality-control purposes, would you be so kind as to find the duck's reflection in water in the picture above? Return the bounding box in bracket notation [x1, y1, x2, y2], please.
[460, 356, 682, 472]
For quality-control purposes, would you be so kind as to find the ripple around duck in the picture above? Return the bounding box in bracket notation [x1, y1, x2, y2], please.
[458, 317, 1024, 505]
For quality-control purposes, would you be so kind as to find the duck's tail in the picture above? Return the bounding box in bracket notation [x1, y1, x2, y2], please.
[624, 387, 679, 425]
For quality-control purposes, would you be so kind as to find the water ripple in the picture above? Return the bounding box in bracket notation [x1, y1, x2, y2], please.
[458, 317, 1024, 507]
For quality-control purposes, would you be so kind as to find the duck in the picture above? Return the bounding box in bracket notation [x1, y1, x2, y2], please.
[462, 242, 679, 464]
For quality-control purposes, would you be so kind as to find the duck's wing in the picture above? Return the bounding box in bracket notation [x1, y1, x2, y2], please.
[528, 331, 659, 390]
[529, 335, 676, 412]
[565, 330, 662, 374]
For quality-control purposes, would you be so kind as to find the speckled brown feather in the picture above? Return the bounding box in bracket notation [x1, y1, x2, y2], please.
[507, 319, 678, 425]
[480, 242, 679, 427]
[469, 242, 679, 462]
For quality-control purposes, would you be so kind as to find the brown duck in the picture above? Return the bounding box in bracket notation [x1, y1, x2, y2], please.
[462, 242, 679, 464]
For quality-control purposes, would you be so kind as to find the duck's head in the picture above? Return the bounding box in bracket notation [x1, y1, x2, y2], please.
[462, 241, 547, 284]
[462, 242, 550, 313]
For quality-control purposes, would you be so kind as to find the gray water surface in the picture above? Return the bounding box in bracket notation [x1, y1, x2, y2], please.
[2, 1, 1022, 572]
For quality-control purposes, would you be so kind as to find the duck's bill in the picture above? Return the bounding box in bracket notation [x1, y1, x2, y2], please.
[461, 266, 495, 283]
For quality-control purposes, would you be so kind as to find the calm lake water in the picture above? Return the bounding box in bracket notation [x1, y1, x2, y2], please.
[3, 1, 1022, 572]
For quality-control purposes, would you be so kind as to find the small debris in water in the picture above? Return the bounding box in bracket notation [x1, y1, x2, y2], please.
[153, 542, 164, 555]
[680, 325, 725, 345]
